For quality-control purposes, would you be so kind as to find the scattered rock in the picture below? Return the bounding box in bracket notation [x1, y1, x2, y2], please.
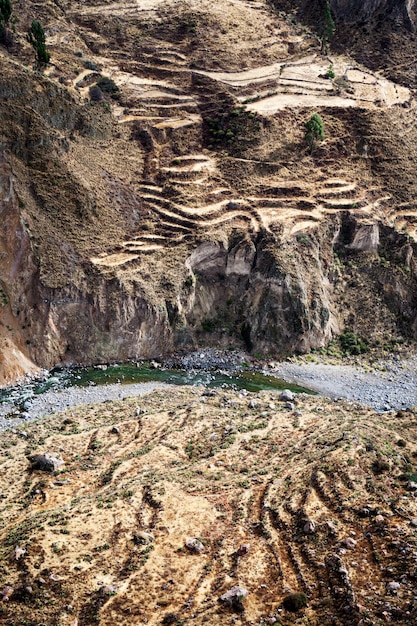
[342, 537, 357, 550]
[13, 546, 26, 561]
[386, 581, 400, 594]
[100, 584, 118, 596]
[27, 453, 64, 473]
[326, 521, 338, 536]
[219, 586, 248, 612]
[285, 402, 295, 410]
[407, 481, 417, 491]
[280, 389, 294, 402]
[133, 531, 154, 545]
[282, 592, 308, 612]
[185, 538, 204, 554]
[110, 426, 120, 434]
[0, 586, 14, 602]
[237, 544, 250, 556]
[303, 520, 316, 534]
[410, 518, 417, 527]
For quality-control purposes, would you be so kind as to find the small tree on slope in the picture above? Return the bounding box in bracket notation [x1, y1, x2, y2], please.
[319, 0, 335, 54]
[27, 20, 50, 66]
[0, 0, 12, 43]
[305, 113, 324, 150]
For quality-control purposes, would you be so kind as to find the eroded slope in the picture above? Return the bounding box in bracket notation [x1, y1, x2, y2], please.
[0, 388, 417, 625]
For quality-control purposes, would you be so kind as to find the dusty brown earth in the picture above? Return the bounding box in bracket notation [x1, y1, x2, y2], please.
[1, 386, 417, 626]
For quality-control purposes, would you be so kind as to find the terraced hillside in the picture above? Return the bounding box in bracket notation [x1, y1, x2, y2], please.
[1, 387, 417, 625]
[1, 0, 417, 380]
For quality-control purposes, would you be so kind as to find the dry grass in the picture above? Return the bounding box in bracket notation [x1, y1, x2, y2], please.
[1, 386, 417, 624]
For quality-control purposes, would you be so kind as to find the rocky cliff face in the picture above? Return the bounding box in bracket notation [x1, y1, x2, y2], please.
[331, 0, 416, 28]
[0, 153, 39, 383]
[2, 150, 416, 384]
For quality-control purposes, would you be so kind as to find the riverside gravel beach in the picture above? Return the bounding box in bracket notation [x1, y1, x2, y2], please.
[0, 353, 416, 430]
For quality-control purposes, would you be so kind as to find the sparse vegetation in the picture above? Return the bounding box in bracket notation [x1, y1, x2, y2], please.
[319, 0, 335, 53]
[0, 0, 12, 44]
[305, 113, 325, 149]
[27, 20, 50, 66]
[339, 328, 369, 355]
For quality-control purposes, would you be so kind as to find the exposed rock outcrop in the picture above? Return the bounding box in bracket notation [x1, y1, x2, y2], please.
[331, 0, 416, 29]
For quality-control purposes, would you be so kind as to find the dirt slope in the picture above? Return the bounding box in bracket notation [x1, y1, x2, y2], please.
[0, 387, 417, 625]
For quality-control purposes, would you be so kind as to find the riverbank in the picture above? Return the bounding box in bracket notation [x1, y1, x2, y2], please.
[0, 351, 416, 431]
[271, 354, 417, 411]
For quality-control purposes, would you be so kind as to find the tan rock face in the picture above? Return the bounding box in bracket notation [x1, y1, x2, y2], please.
[0, 153, 38, 383]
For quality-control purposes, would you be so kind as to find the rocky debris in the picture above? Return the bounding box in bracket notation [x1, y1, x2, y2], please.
[0, 586, 14, 602]
[280, 389, 294, 402]
[386, 581, 401, 595]
[165, 349, 249, 371]
[133, 531, 154, 545]
[185, 538, 204, 554]
[100, 584, 118, 596]
[303, 520, 316, 534]
[325, 553, 357, 612]
[27, 453, 64, 473]
[407, 481, 417, 491]
[13, 546, 26, 561]
[110, 426, 120, 434]
[219, 586, 248, 612]
[282, 592, 308, 612]
[237, 544, 250, 556]
[326, 521, 338, 536]
[342, 537, 357, 550]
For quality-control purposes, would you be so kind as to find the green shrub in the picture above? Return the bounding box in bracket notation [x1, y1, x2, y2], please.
[305, 113, 324, 149]
[84, 59, 99, 71]
[0, 0, 12, 45]
[27, 20, 50, 66]
[89, 85, 104, 102]
[282, 593, 308, 612]
[205, 106, 260, 151]
[326, 64, 335, 79]
[339, 329, 368, 355]
[372, 459, 389, 475]
[201, 318, 216, 332]
[319, 1, 335, 53]
[97, 76, 119, 94]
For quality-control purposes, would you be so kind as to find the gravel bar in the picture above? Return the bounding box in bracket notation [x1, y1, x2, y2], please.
[0, 381, 170, 431]
[273, 355, 417, 411]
